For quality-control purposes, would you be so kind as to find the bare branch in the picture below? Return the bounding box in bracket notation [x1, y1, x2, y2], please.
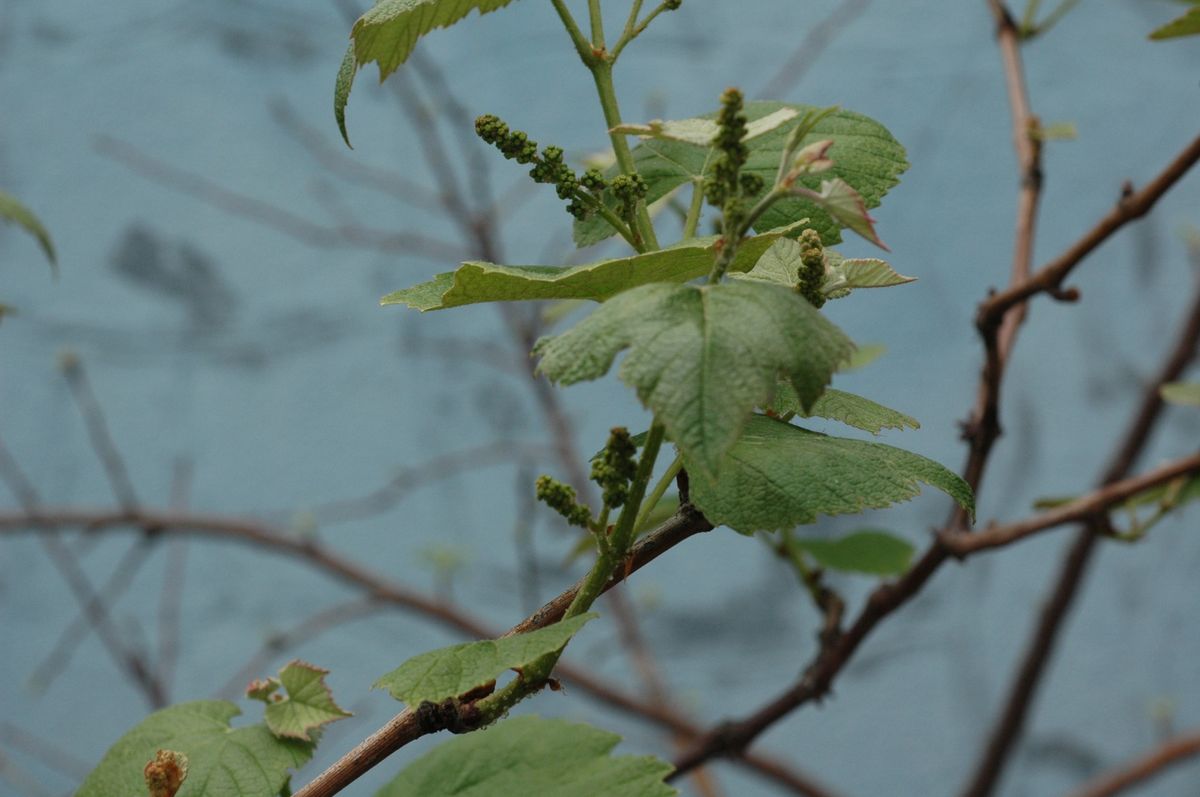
[93, 135, 466, 263]
[942, 451, 1200, 555]
[1064, 731, 1200, 797]
[960, 275, 1200, 797]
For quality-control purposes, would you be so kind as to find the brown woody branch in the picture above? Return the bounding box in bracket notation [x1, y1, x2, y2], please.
[1064, 731, 1200, 797]
[941, 451, 1200, 556]
[959, 271, 1200, 797]
[670, 1, 1200, 781]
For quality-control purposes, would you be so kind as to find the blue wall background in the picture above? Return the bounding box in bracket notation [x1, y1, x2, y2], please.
[2, 1, 1199, 794]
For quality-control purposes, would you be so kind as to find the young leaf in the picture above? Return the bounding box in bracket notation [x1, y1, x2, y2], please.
[769, 385, 920, 435]
[354, 0, 518, 81]
[787, 530, 915, 576]
[382, 229, 795, 311]
[575, 102, 907, 248]
[336, 0, 519, 141]
[143, 749, 188, 797]
[1150, 6, 1200, 39]
[374, 715, 677, 797]
[792, 178, 886, 249]
[262, 660, 353, 742]
[686, 414, 974, 534]
[823, 250, 915, 296]
[731, 237, 804, 288]
[77, 701, 312, 797]
[334, 42, 357, 147]
[0, 189, 56, 268]
[733, 239, 914, 297]
[534, 281, 855, 479]
[374, 614, 596, 706]
[840, 343, 886, 371]
[611, 107, 799, 146]
[1161, 382, 1200, 406]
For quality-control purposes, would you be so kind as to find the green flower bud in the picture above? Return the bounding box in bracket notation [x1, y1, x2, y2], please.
[535, 475, 592, 528]
[797, 228, 827, 308]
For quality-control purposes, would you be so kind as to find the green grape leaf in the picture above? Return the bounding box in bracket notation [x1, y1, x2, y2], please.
[535, 281, 854, 479]
[375, 715, 676, 797]
[1150, 7, 1200, 38]
[787, 529, 915, 575]
[769, 385, 919, 435]
[0, 189, 56, 268]
[731, 237, 803, 288]
[335, 0, 519, 140]
[792, 177, 886, 249]
[334, 42, 357, 147]
[611, 107, 799, 146]
[575, 102, 907, 248]
[355, 0, 518, 81]
[374, 614, 596, 706]
[687, 414, 974, 534]
[381, 229, 795, 311]
[734, 239, 913, 297]
[261, 660, 352, 742]
[1161, 382, 1200, 406]
[77, 701, 312, 797]
[822, 250, 915, 296]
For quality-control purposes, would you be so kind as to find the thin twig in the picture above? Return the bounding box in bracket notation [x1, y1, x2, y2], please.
[959, 274, 1200, 797]
[977, 131, 1200, 328]
[956, 0, 1043, 528]
[60, 355, 139, 510]
[1064, 731, 1200, 797]
[0, 435, 167, 708]
[156, 457, 193, 695]
[93, 136, 465, 263]
[217, 597, 388, 700]
[941, 451, 1200, 555]
[669, 2, 1200, 779]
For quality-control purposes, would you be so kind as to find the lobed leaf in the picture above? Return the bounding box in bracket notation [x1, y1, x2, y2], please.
[77, 701, 312, 797]
[822, 250, 915, 296]
[734, 239, 914, 298]
[770, 385, 919, 435]
[787, 530, 915, 576]
[375, 715, 676, 797]
[611, 107, 799, 146]
[534, 281, 855, 479]
[575, 102, 907, 248]
[374, 614, 596, 706]
[792, 178, 886, 249]
[355, 0, 518, 81]
[335, 0, 519, 142]
[262, 660, 353, 742]
[0, 189, 56, 268]
[382, 230, 795, 311]
[687, 414, 974, 534]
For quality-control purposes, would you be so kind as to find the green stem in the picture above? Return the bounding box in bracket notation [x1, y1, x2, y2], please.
[576, 189, 641, 250]
[707, 187, 786, 283]
[621, 0, 645, 44]
[633, 452, 681, 535]
[681, 179, 704, 241]
[588, 0, 606, 49]
[610, 0, 674, 61]
[1019, 0, 1042, 36]
[1034, 0, 1080, 37]
[549, 0, 596, 64]
[590, 61, 660, 250]
[472, 422, 667, 723]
